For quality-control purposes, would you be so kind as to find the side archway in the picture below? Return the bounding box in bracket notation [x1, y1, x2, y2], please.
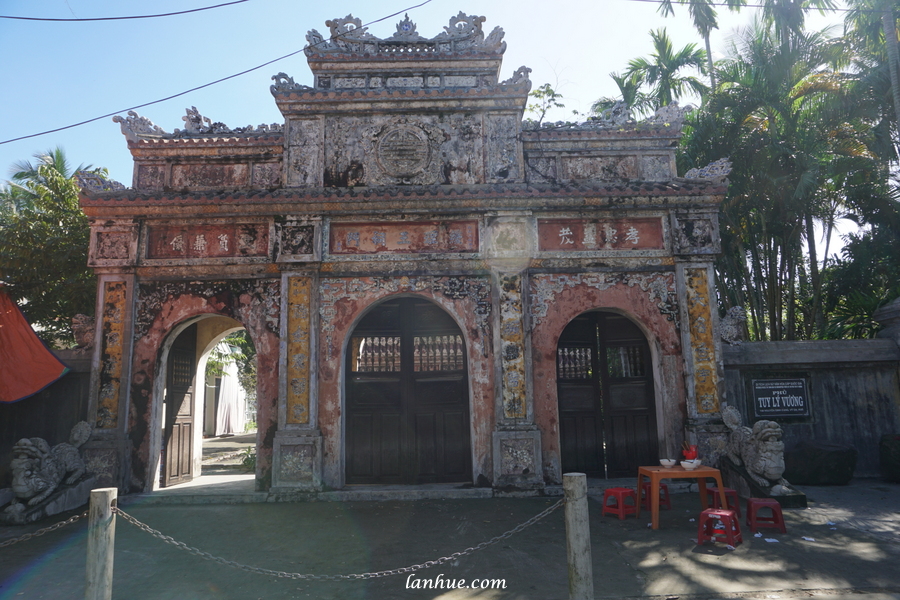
[127, 280, 280, 492]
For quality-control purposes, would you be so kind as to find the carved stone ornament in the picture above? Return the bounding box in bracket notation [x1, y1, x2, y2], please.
[647, 102, 695, 127]
[500, 66, 532, 87]
[172, 106, 282, 137]
[75, 170, 125, 192]
[112, 111, 168, 142]
[719, 306, 746, 346]
[684, 158, 733, 181]
[2, 422, 93, 524]
[304, 12, 504, 56]
[114, 108, 281, 141]
[596, 101, 634, 127]
[271, 72, 314, 94]
[722, 406, 795, 495]
[389, 13, 426, 42]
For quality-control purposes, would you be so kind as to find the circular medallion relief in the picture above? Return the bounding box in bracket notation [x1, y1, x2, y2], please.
[376, 125, 430, 177]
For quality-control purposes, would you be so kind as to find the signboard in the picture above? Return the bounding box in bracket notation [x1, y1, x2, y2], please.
[751, 378, 810, 418]
[537, 218, 664, 251]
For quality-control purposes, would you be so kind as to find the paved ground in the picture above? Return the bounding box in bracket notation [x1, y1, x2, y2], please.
[1, 477, 898, 600]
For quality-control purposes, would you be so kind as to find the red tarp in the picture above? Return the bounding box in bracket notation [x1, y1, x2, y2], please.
[0, 288, 69, 403]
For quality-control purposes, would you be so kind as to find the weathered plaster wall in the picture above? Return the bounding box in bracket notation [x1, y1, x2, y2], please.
[127, 280, 280, 492]
[316, 276, 494, 488]
[529, 271, 684, 484]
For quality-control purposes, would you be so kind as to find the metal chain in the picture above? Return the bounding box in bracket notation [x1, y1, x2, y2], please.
[0, 510, 88, 548]
[115, 498, 564, 581]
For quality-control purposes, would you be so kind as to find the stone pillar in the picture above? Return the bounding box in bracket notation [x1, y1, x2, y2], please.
[271, 272, 323, 491]
[84, 274, 136, 491]
[487, 214, 543, 488]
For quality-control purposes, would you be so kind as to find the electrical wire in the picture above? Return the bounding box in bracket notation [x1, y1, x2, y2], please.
[0, 0, 434, 146]
[0, 0, 251, 22]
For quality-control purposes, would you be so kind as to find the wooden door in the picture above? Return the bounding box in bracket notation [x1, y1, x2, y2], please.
[557, 312, 657, 478]
[346, 298, 471, 485]
[161, 324, 196, 487]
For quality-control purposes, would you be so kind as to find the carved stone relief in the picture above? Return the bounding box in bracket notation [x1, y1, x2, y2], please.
[134, 280, 281, 339]
[500, 438, 535, 476]
[286, 277, 313, 425]
[278, 223, 316, 259]
[499, 273, 527, 419]
[485, 114, 520, 182]
[674, 215, 717, 254]
[685, 268, 719, 414]
[287, 118, 323, 187]
[530, 272, 678, 329]
[97, 281, 127, 429]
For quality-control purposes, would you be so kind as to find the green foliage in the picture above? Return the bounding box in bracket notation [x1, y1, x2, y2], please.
[240, 447, 256, 472]
[626, 28, 708, 109]
[680, 18, 895, 340]
[206, 330, 258, 402]
[0, 149, 99, 345]
[526, 83, 566, 125]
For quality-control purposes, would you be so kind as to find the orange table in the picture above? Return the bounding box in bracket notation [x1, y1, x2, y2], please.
[637, 465, 728, 530]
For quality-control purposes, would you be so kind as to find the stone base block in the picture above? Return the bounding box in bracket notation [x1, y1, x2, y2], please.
[880, 434, 900, 483]
[271, 431, 323, 491]
[492, 429, 543, 489]
[785, 440, 858, 485]
[1, 475, 97, 525]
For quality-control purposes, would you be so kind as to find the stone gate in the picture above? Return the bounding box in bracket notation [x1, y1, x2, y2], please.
[78, 13, 729, 493]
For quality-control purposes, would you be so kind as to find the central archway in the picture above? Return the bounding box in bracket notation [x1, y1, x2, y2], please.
[345, 297, 471, 484]
[556, 310, 658, 478]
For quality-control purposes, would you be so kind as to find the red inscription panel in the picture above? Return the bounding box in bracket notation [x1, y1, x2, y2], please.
[147, 224, 268, 259]
[538, 218, 664, 251]
[329, 221, 479, 254]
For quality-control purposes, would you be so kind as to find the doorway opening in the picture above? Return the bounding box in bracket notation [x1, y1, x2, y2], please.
[345, 297, 472, 485]
[556, 310, 658, 478]
[156, 316, 257, 490]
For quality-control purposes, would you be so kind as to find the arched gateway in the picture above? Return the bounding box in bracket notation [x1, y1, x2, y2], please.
[78, 12, 729, 494]
[346, 298, 471, 484]
[557, 311, 657, 478]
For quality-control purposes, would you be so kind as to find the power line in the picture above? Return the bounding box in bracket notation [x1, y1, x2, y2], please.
[0, 0, 434, 146]
[625, 0, 859, 13]
[0, 0, 250, 22]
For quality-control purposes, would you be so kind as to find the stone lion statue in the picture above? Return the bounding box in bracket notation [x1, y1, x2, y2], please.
[722, 406, 791, 493]
[71, 314, 95, 349]
[7, 421, 91, 508]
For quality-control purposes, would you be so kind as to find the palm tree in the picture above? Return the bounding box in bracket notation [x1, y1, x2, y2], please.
[682, 20, 883, 339]
[5, 147, 91, 209]
[657, 0, 747, 88]
[626, 28, 708, 110]
[591, 71, 653, 117]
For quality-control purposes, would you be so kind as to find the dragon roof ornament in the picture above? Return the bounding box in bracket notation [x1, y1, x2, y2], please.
[683, 158, 733, 181]
[113, 107, 282, 141]
[523, 102, 693, 132]
[75, 170, 125, 192]
[304, 12, 506, 56]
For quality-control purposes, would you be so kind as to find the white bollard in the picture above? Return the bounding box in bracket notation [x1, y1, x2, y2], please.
[85, 487, 117, 600]
[564, 473, 593, 600]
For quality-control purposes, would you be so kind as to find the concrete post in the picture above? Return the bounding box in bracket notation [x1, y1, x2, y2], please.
[563, 472, 593, 600]
[85, 487, 117, 600]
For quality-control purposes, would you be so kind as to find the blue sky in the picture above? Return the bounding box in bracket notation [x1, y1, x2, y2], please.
[0, 0, 845, 186]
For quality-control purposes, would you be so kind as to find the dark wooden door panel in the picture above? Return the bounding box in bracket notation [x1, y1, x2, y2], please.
[557, 312, 657, 478]
[346, 299, 471, 485]
[162, 327, 196, 488]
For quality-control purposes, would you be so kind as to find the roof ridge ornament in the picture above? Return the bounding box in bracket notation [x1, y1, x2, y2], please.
[113, 111, 168, 142]
[683, 158, 732, 181]
[304, 13, 505, 56]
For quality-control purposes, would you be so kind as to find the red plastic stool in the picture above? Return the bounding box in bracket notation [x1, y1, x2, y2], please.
[697, 508, 743, 546]
[708, 486, 741, 517]
[601, 487, 638, 520]
[746, 498, 787, 533]
[641, 481, 672, 510]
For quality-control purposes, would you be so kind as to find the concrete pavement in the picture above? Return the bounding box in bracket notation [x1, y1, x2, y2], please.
[1, 478, 898, 600]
